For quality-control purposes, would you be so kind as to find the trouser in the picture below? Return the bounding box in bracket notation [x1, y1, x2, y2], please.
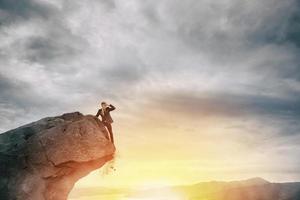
[104, 122, 114, 144]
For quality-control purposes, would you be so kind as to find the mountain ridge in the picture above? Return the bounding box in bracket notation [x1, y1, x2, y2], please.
[69, 178, 300, 200]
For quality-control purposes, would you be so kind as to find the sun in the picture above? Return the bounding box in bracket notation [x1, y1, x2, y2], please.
[122, 181, 187, 200]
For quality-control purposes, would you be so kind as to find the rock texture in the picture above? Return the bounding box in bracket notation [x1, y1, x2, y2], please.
[0, 112, 115, 200]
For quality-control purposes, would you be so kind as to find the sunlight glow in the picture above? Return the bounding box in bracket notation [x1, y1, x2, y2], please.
[122, 183, 187, 200]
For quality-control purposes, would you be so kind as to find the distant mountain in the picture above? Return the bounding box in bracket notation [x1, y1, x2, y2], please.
[174, 178, 300, 200]
[69, 178, 300, 200]
[228, 177, 270, 186]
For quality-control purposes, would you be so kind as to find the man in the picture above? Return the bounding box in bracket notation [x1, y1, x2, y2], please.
[96, 101, 116, 144]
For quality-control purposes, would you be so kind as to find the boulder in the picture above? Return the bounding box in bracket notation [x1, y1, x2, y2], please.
[0, 112, 115, 200]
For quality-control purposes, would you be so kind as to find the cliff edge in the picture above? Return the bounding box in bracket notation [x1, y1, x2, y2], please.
[0, 112, 115, 200]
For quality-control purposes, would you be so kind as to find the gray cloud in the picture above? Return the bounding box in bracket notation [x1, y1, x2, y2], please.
[0, 0, 56, 25]
[0, 73, 34, 108]
[139, 0, 300, 82]
[148, 90, 300, 122]
[25, 33, 84, 64]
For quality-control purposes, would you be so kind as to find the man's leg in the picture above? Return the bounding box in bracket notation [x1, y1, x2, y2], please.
[105, 123, 114, 144]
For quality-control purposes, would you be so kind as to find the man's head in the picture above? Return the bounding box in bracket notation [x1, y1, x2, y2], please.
[101, 101, 108, 109]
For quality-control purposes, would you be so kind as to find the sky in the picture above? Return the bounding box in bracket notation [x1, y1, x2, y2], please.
[1, 0, 300, 188]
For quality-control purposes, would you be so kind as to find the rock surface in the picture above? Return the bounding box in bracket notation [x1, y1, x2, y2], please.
[0, 112, 115, 200]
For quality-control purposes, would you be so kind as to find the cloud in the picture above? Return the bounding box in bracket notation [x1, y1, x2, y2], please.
[0, 73, 42, 109]
[149, 90, 300, 119]
[138, 0, 300, 82]
[0, 0, 57, 25]
[24, 32, 85, 64]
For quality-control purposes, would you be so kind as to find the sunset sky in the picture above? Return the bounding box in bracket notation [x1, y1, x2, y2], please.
[1, 0, 300, 189]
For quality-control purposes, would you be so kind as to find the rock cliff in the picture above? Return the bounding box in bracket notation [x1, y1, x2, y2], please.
[0, 112, 115, 200]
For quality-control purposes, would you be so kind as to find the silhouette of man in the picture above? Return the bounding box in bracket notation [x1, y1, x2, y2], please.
[96, 101, 116, 144]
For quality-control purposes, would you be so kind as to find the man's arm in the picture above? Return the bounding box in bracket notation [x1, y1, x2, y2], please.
[96, 109, 101, 117]
[108, 104, 116, 111]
